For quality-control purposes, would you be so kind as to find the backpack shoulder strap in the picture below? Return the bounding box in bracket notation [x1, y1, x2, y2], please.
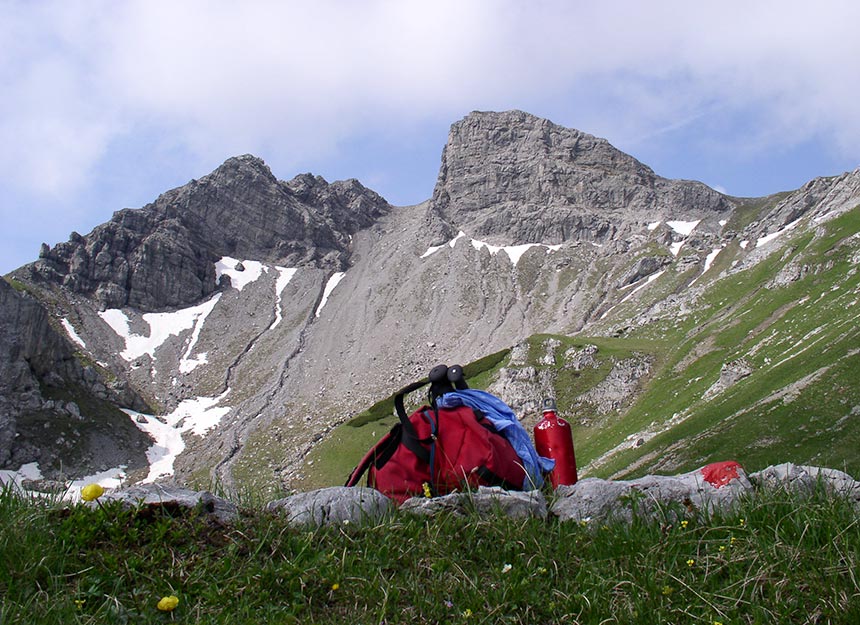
[394, 379, 432, 464]
[345, 425, 405, 487]
[345, 379, 432, 487]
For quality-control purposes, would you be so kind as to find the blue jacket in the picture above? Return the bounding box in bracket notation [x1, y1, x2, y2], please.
[437, 389, 555, 490]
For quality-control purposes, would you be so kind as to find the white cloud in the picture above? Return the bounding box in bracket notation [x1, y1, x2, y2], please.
[1, 1, 859, 272]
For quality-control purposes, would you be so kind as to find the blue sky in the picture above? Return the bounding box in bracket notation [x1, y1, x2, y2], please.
[2, 1, 859, 274]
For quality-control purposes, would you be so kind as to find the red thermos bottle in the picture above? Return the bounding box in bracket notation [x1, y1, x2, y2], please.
[533, 398, 578, 488]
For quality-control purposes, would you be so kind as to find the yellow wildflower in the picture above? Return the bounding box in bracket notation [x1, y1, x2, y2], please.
[680, 520, 689, 529]
[331, 583, 340, 591]
[739, 518, 746, 527]
[661, 585, 673, 596]
[81, 483, 104, 502]
[156, 595, 179, 612]
[422, 482, 432, 498]
[74, 599, 85, 609]
[719, 545, 727, 552]
[686, 558, 695, 567]
[462, 608, 473, 618]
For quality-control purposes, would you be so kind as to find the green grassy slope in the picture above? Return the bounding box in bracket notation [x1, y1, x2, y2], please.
[605, 207, 860, 478]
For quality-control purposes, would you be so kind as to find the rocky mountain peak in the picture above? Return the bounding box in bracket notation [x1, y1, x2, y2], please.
[209, 154, 278, 183]
[429, 110, 732, 245]
[19, 156, 391, 311]
[445, 110, 652, 173]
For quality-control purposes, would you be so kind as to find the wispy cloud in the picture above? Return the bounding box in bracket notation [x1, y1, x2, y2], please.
[1, 0, 859, 271]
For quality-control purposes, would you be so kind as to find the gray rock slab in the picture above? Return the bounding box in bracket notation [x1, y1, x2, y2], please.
[401, 486, 547, 520]
[266, 486, 393, 528]
[750, 463, 860, 507]
[551, 462, 753, 524]
[101, 483, 239, 525]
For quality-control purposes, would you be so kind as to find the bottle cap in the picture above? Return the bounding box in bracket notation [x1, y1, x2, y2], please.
[542, 397, 557, 412]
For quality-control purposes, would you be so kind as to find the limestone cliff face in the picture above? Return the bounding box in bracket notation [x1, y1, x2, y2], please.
[429, 110, 733, 244]
[26, 156, 391, 311]
[0, 279, 76, 466]
[0, 278, 150, 472]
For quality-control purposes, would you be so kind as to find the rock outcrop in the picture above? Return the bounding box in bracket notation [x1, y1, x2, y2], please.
[428, 110, 733, 245]
[100, 483, 239, 525]
[267, 486, 393, 527]
[0, 278, 150, 474]
[66, 463, 859, 529]
[552, 461, 752, 524]
[0, 278, 77, 466]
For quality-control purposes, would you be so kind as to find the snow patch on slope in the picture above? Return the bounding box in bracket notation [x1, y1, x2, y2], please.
[756, 217, 803, 248]
[124, 390, 232, 484]
[61, 318, 86, 348]
[690, 246, 725, 287]
[601, 270, 666, 320]
[0, 462, 43, 492]
[666, 220, 701, 236]
[215, 257, 266, 291]
[270, 267, 299, 330]
[100, 294, 222, 364]
[421, 230, 561, 266]
[315, 272, 346, 318]
[0, 462, 130, 502]
[178, 294, 222, 373]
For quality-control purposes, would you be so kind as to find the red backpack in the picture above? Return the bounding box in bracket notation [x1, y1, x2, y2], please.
[345, 365, 528, 504]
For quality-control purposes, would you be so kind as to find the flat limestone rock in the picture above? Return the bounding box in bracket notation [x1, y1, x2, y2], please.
[551, 461, 753, 524]
[750, 462, 860, 507]
[266, 486, 393, 528]
[101, 483, 239, 525]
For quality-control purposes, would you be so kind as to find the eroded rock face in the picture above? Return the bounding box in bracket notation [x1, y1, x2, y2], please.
[428, 110, 733, 245]
[24, 156, 391, 311]
[0, 278, 150, 474]
[0, 279, 75, 465]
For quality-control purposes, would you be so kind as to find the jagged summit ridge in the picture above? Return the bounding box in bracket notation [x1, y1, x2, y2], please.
[429, 110, 733, 245]
[25, 156, 391, 311]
